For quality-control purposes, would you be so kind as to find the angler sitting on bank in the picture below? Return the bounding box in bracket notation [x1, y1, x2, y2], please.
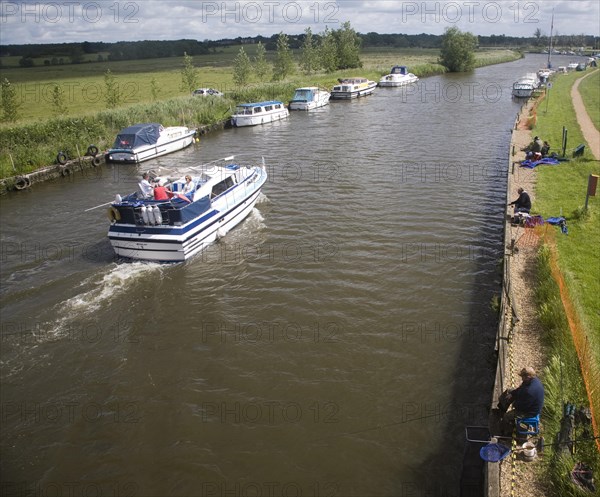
[509, 187, 532, 214]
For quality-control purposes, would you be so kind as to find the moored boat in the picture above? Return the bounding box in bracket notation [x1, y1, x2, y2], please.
[511, 73, 539, 98]
[378, 66, 419, 87]
[231, 101, 289, 127]
[106, 123, 196, 163]
[289, 87, 331, 111]
[330, 78, 377, 99]
[106, 157, 267, 262]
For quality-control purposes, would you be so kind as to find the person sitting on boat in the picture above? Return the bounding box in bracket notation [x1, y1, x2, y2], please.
[171, 175, 193, 204]
[499, 367, 544, 436]
[509, 187, 531, 214]
[139, 172, 154, 199]
[153, 180, 173, 201]
[182, 175, 194, 195]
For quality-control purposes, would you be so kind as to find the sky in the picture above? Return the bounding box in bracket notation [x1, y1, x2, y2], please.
[0, 0, 599, 46]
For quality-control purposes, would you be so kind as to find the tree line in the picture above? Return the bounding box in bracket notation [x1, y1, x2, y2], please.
[3, 31, 598, 67]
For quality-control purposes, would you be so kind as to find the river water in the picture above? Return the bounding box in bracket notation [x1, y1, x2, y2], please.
[0, 54, 565, 496]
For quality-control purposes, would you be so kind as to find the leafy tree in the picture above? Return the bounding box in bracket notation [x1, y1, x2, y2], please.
[18, 56, 34, 67]
[272, 32, 295, 81]
[335, 21, 362, 69]
[318, 27, 339, 73]
[180, 52, 199, 94]
[150, 77, 160, 101]
[1, 78, 20, 122]
[51, 84, 67, 116]
[300, 27, 319, 75]
[439, 27, 478, 72]
[253, 42, 270, 82]
[233, 47, 252, 87]
[103, 69, 121, 109]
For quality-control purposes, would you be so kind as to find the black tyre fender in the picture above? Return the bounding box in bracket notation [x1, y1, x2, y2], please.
[14, 176, 31, 190]
[91, 156, 102, 167]
[86, 145, 99, 157]
[57, 151, 68, 165]
[60, 165, 71, 177]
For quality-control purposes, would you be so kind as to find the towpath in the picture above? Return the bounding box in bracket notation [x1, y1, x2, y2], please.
[571, 69, 600, 160]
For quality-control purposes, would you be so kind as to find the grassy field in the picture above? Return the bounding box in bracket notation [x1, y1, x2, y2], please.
[531, 68, 600, 493]
[0, 47, 520, 124]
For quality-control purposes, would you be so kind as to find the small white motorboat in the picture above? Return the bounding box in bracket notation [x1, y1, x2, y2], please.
[330, 78, 377, 99]
[105, 123, 196, 163]
[512, 73, 539, 98]
[289, 87, 331, 111]
[231, 101, 289, 127]
[378, 66, 419, 87]
[106, 156, 267, 262]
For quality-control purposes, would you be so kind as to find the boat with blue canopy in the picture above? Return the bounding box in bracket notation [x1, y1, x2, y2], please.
[378, 66, 419, 87]
[105, 123, 196, 163]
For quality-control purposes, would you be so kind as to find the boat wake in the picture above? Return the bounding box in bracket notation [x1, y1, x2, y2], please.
[50, 262, 163, 338]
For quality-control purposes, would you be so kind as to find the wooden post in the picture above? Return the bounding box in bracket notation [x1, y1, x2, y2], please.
[585, 174, 598, 210]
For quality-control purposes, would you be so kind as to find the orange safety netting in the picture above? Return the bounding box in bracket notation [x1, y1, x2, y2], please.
[543, 229, 600, 452]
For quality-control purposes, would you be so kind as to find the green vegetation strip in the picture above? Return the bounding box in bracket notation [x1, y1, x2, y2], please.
[531, 70, 600, 495]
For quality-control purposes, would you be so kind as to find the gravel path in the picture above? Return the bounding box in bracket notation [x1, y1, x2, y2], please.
[571, 70, 600, 160]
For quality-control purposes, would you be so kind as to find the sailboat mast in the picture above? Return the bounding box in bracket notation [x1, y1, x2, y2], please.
[547, 9, 554, 68]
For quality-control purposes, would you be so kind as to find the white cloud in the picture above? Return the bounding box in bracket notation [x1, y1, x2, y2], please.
[0, 0, 598, 44]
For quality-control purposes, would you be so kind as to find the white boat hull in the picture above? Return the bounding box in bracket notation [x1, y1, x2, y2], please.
[108, 164, 267, 262]
[232, 109, 289, 127]
[107, 128, 196, 163]
[289, 89, 331, 111]
[330, 84, 377, 99]
[378, 75, 419, 87]
[109, 190, 262, 262]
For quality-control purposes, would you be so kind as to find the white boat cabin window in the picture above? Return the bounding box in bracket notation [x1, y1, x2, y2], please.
[211, 176, 235, 198]
[274, 103, 282, 109]
[264, 105, 273, 111]
[254, 107, 263, 114]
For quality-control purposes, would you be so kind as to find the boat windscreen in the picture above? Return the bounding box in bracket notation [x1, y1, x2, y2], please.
[293, 89, 313, 101]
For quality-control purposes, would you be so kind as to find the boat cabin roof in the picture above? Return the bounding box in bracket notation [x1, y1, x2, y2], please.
[337, 78, 368, 84]
[236, 101, 283, 108]
[113, 123, 164, 149]
[390, 66, 409, 74]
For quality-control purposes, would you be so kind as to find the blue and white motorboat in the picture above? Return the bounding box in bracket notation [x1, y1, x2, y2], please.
[231, 101, 289, 127]
[289, 87, 331, 111]
[330, 78, 377, 99]
[378, 66, 419, 87]
[105, 123, 196, 163]
[107, 157, 267, 262]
